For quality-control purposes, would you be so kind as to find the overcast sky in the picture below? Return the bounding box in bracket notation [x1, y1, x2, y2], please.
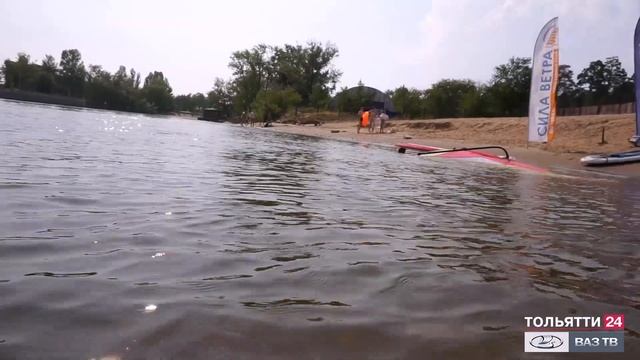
[1, 0, 639, 94]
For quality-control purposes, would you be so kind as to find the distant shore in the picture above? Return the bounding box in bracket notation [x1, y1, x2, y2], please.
[0, 88, 86, 108]
[267, 114, 640, 177]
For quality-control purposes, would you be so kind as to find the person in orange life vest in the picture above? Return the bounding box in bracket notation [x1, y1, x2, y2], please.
[358, 109, 370, 134]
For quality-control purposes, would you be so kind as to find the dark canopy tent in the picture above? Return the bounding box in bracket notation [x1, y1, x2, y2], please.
[330, 86, 397, 116]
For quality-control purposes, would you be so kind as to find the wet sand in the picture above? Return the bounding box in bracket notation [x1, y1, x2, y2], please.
[268, 114, 640, 177]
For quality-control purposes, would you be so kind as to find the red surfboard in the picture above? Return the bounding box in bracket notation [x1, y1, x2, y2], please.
[396, 143, 548, 174]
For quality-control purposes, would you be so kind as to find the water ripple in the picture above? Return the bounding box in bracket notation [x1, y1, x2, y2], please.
[24, 272, 97, 278]
[242, 299, 350, 308]
[1, 99, 639, 358]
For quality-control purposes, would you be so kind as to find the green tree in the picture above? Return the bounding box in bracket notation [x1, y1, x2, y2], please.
[459, 85, 487, 117]
[207, 78, 234, 117]
[270, 44, 305, 94]
[577, 60, 608, 104]
[59, 49, 86, 97]
[484, 57, 532, 116]
[1, 53, 40, 90]
[309, 84, 330, 111]
[334, 86, 351, 114]
[85, 65, 114, 108]
[227, 42, 341, 115]
[34, 55, 58, 94]
[576, 57, 634, 105]
[130, 68, 141, 89]
[192, 93, 207, 110]
[557, 64, 578, 108]
[424, 79, 478, 118]
[85, 64, 145, 111]
[389, 86, 427, 119]
[302, 42, 341, 97]
[603, 57, 629, 91]
[253, 88, 302, 123]
[174, 93, 208, 113]
[41, 55, 57, 73]
[142, 71, 174, 113]
[270, 42, 341, 107]
[229, 44, 270, 113]
[174, 94, 193, 112]
[603, 57, 633, 104]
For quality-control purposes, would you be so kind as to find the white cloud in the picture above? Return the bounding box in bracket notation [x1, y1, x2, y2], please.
[404, 0, 640, 89]
[0, 0, 638, 93]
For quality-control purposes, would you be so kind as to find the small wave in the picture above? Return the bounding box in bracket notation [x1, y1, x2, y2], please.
[84, 249, 121, 256]
[0, 181, 49, 189]
[397, 257, 431, 262]
[202, 274, 253, 281]
[44, 195, 98, 205]
[254, 264, 282, 272]
[235, 198, 281, 207]
[344, 241, 389, 246]
[348, 261, 379, 266]
[24, 271, 97, 278]
[482, 325, 509, 331]
[242, 298, 350, 308]
[271, 253, 317, 262]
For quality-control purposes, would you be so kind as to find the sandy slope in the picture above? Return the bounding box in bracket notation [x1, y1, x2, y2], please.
[266, 114, 640, 177]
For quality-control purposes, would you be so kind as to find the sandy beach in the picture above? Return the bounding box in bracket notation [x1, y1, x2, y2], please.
[268, 114, 640, 177]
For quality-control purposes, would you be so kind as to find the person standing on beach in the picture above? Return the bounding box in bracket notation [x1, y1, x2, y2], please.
[358, 108, 370, 134]
[379, 111, 389, 133]
[372, 110, 381, 134]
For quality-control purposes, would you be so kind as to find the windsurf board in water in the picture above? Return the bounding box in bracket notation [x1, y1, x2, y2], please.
[396, 143, 548, 174]
[580, 149, 640, 166]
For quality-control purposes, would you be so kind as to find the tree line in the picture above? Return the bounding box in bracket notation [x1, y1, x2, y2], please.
[177, 42, 342, 121]
[1, 46, 635, 120]
[1, 49, 174, 113]
[0, 42, 341, 119]
[353, 56, 633, 119]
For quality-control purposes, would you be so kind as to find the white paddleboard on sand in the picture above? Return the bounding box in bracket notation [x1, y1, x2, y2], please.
[580, 149, 640, 166]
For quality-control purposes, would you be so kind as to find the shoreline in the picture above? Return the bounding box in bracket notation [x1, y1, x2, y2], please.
[265, 115, 640, 178]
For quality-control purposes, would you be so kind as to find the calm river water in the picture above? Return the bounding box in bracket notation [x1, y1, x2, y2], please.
[0, 99, 638, 359]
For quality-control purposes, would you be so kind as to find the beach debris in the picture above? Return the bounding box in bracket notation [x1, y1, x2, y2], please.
[151, 252, 166, 258]
[297, 119, 322, 126]
[143, 304, 157, 313]
[403, 135, 412, 139]
[598, 127, 607, 145]
[331, 130, 340, 133]
[406, 121, 452, 130]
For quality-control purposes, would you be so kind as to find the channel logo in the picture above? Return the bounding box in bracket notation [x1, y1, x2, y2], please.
[524, 332, 569, 352]
[523, 314, 625, 353]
